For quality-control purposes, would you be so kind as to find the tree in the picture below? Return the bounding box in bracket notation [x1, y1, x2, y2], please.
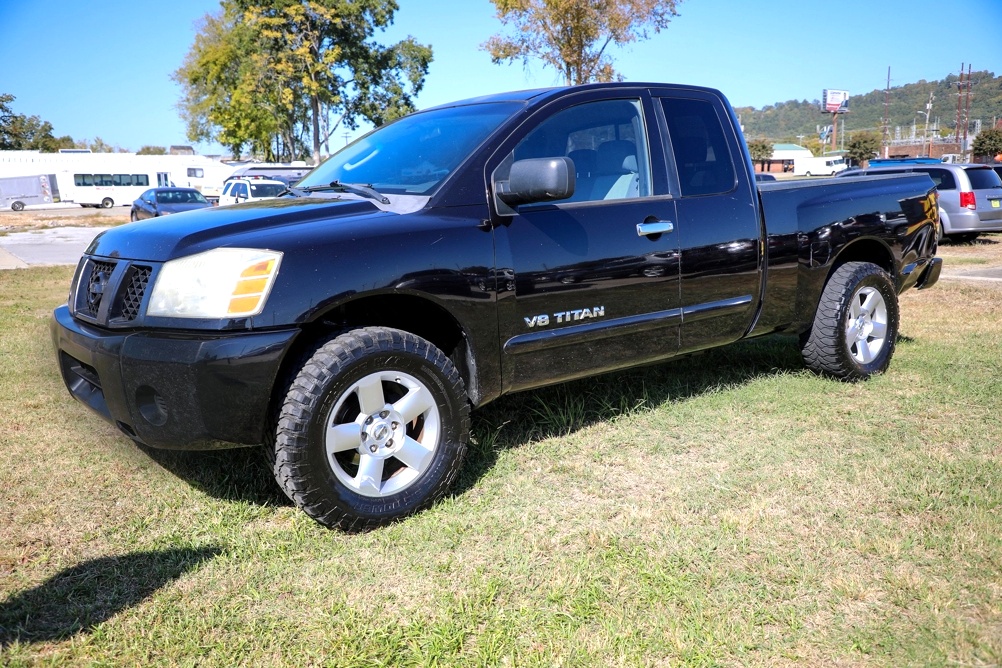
[972, 127, 1002, 162]
[137, 145, 168, 155]
[845, 131, 881, 167]
[482, 0, 682, 85]
[174, 0, 433, 164]
[746, 139, 773, 170]
[0, 92, 72, 152]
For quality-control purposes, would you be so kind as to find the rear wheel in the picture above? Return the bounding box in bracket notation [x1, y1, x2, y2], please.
[801, 262, 899, 380]
[273, 327, 470, 530]
[100, 198, 114, 209]
[11, 201, 24, 211]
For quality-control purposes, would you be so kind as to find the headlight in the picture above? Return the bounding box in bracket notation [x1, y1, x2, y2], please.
[147, 248, 283, 318]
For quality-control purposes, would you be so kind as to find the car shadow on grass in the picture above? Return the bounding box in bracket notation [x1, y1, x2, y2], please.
[139, 445, 292, 508]
[453, 334, 808, 496]
[0, 546, 221, 647]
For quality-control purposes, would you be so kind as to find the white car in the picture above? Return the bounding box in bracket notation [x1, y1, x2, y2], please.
[218, 178, 287, 206]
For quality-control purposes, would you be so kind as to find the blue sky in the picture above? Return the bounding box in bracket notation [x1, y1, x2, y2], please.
[1, 0, 999, 155]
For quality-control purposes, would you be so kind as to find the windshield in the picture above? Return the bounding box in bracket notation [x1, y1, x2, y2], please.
[156, 190, 208, 204]
[298, 102, 522, 195]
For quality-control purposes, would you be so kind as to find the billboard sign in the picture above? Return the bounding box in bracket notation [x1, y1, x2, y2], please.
[822, 89, 850, 113]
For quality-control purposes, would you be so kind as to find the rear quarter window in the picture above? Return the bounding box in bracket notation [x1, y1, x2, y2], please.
[913, 168, 956, 190]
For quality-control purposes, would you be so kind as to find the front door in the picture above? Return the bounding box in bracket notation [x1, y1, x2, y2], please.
[491, 95, 681, 393]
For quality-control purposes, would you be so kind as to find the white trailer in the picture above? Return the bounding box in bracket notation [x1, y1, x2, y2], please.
[0, 174, 61, 210]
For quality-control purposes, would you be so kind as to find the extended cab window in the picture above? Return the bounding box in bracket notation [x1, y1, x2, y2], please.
[503, 98, 651, 204]
[661, 97, 736, 196]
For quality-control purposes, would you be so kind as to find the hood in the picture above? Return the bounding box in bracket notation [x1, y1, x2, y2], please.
[87, 196, 393, 261]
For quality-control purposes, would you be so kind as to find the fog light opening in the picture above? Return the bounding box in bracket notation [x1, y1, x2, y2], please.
[136, 386, 169, 426]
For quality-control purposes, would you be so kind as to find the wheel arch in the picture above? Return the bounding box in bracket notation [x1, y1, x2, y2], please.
[827, 237, 895, 279]
[268, 293, 480, 430]
[795, 237, 896, 334]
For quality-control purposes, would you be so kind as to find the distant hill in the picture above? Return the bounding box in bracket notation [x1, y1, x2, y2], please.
[736, 70, 1002, 142]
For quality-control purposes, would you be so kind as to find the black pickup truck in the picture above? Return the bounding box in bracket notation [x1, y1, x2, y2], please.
[52, 83, 942, 530]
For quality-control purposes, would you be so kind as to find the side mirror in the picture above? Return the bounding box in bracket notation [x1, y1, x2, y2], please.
[497, 157, 575, 206]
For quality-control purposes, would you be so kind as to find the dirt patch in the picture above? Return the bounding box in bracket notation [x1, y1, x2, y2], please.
[0, 206, 130, 233]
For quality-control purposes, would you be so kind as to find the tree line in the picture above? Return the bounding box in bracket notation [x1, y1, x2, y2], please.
[1, 93, 172, 155]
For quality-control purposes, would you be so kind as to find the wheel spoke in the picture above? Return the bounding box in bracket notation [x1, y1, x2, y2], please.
[326, 422, 362, 453]
[857, 339, 875, 363]
[355, 454, 384, 495]
[860, 289, 880, 314]
[870, 320, 888, 342]
[393, 386, 434, 423]
[845, 321, 861, 343]
[395, 436, 434, 472]
[849, 296, 863, 320]
[355, 375, 386, 415]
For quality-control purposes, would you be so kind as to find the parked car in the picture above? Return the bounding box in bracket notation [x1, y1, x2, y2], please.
[130, 188, 211, 221]
[218, 178, 288, 206]
[838, 161, 1002, 242]
[755, 173, 777, 182]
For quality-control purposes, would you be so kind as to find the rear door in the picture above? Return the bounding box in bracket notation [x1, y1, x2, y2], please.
[654, 90, 762, 353]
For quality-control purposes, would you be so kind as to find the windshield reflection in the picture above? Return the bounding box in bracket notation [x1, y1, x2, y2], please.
[299, 103, 522, 196]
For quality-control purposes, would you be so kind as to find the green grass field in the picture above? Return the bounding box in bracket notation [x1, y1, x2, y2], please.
[1, 259, 1000, 667]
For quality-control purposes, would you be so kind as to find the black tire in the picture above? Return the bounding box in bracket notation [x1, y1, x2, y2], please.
[801, 262, 899, 380]
[130, 210, 138, 222]
[100, 198, 114, 209]
[11, 201, 24, 212]
[273, 327, 470, 530]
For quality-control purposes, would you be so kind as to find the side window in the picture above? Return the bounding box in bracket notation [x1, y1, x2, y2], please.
[504, 98, 651, 204]
[187, 168, 204, 178]
[235, 183, 249, 199]
[661, 97, 736, 196]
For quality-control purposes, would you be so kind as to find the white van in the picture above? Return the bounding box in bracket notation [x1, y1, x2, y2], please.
[794, 156, 847, 177]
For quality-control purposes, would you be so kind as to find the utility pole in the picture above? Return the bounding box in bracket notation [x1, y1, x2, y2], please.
[963, 64, 973, 152]
[883, 67, 891, 158]
[955, 63, 965, 143]
[919, 92, 934, 157]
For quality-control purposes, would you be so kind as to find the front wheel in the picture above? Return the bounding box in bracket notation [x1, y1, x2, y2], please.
[273, 327, 470, 530]
[11, 201, 24, 211]
[801, 262, 899, 380]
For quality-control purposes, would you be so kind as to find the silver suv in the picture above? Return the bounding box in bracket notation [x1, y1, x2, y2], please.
[838, 161, 1002, 242]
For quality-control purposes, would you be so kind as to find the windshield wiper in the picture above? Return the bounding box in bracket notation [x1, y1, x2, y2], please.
[297, 180, 390, 204]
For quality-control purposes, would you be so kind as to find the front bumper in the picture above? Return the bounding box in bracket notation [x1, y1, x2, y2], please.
[51, 304, 299, 449]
